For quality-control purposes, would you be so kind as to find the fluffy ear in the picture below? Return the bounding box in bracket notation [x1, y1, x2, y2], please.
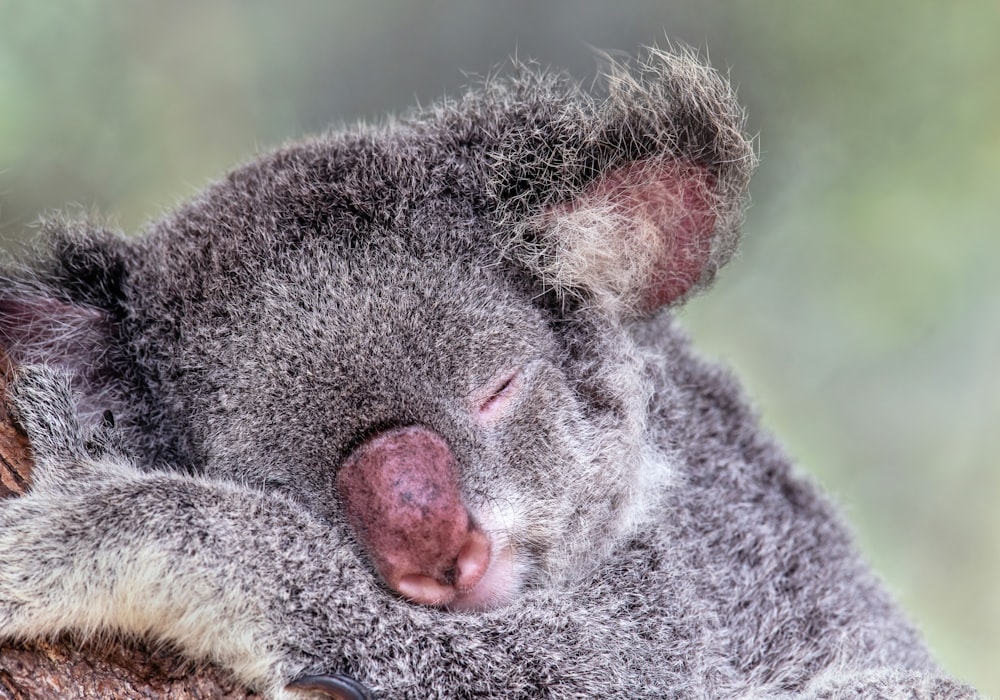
[488, 48, 757, 317]
[0, 221, 132, 423]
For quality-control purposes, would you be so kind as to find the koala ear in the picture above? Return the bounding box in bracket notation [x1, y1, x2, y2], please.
[488, 48, 757, 317]
[0, 221, 131, 423]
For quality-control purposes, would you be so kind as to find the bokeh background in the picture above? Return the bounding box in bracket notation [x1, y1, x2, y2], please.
[1, 1, 997, 694]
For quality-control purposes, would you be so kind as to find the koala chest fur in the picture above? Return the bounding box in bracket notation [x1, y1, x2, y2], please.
[0, 48, 980, 699]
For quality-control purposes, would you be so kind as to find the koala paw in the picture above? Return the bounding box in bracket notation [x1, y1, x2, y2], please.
[3, 365, 131, 489]
[5, 365, 87, 465]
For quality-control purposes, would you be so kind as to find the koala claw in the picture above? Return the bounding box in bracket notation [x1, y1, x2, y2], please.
[286, 674, 373, 700]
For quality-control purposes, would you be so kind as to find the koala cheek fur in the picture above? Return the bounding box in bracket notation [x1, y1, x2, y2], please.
[0, 47, 982, 699]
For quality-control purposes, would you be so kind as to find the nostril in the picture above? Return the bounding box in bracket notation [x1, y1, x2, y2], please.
[455, 528, 491, 591]
[392, 529, 493, 606]
[396, 574, 455, 607]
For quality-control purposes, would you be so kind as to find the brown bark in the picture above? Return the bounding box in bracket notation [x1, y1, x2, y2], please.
[0, 352, 33, 499]
[0, 351, 261, 699]
[0, 639, 260, 700]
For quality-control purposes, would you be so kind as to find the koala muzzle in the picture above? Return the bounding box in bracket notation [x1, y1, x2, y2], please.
[336, 425, 491, 607]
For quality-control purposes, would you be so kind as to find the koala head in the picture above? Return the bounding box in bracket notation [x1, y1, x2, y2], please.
[0, 49, 755, 610]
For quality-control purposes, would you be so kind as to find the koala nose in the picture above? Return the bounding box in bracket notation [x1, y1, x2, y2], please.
[336, 425, 491, 607]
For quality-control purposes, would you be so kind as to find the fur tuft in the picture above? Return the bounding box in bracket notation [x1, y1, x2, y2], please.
[484, 46, 757, 315]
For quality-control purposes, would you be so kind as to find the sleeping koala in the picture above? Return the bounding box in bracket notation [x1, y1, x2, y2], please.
[0, 48, 980, 699]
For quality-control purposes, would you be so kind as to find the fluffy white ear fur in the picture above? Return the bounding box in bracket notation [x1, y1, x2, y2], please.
[488, 49, 756, 317]
[531, 158, 725, 316]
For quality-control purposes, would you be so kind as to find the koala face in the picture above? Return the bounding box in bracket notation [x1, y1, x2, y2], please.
[164, 226, 658, 610]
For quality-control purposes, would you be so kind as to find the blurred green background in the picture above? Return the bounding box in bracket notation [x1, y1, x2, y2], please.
[1, 1, 997, 694]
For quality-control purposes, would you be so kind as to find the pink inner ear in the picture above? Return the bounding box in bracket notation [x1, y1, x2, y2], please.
[584, 159, 718, 311]
[0, 294, 116, 426]
[0, 296, 107, 356]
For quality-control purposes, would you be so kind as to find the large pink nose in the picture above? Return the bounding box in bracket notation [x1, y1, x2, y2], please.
[336, 425, 491, 606]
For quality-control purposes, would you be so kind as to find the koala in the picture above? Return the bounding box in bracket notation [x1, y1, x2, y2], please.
[0, 48, 981, 699]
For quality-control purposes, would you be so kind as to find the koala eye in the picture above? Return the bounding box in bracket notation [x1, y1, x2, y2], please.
[474, 367, 523, 422]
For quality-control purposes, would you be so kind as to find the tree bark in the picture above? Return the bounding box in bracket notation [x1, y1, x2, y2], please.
[0, 353, 32, 500]
[0, 352, 261, 699]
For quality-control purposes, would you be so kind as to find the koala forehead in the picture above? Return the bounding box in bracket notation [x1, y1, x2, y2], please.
[249, 241, 556, 392]
[166, 234, 562, 472]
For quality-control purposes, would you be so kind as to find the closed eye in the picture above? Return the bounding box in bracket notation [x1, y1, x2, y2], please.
[474, 368, 523, 422]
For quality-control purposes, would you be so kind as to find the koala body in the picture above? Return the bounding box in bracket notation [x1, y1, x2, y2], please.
[0, 50, 979, 698]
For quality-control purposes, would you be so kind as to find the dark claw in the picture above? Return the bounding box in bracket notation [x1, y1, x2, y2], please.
[286, 673, 373, 700]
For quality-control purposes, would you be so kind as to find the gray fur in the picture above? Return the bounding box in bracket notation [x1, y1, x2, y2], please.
[0, 48, 980, 698]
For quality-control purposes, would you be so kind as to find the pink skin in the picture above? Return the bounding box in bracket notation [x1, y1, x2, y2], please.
[337, 425, 514, 610]
[551, 158, 718, 310]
